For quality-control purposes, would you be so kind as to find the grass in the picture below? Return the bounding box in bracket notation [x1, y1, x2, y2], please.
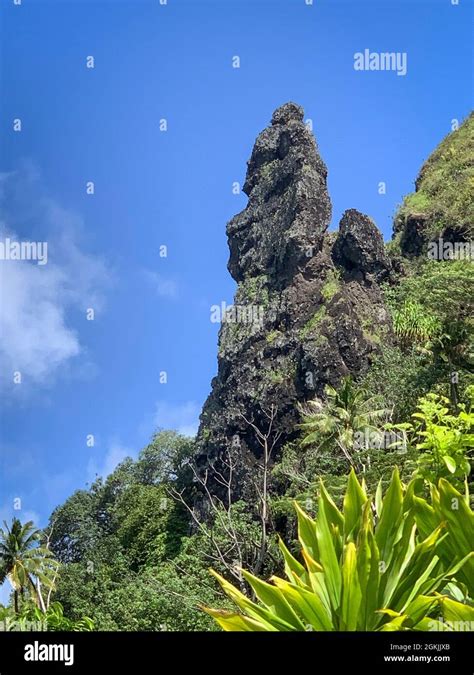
[266, 330, 282, 345]
[321, 269, 340, 302]
[299, 306, 327, 340]
[395, 113, 474, 238]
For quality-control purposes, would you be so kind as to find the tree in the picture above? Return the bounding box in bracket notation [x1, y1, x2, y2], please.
[239, 405, 282, 576]
[0, 519, 58, 613]
[111, 483, 187, 571]
[47, 489, 104, 565]
[170, 445, 259, 594]
[299, 377, 389, 470]
[170, 405, 283, 592]
[47, 430, 224, 631]
[134, 430, 195, 488]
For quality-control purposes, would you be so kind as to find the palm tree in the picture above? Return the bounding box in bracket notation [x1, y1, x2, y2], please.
[299, 376, 389, 468]
[0, 518, 58, 613]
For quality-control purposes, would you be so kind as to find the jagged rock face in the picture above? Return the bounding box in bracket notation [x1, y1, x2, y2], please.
[394, 213, 429, 258]
[333, 209, 391, 282]
[196, 103, 392, 495]
[227, 102, 331, 287]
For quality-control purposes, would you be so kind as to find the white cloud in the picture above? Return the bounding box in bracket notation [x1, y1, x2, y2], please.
[143, 270, 179, 299]
[87, 443, 133, 482]
[0, 168, 112, 389]
[0, 259, 81, 381]
[152, 400, 200, 437]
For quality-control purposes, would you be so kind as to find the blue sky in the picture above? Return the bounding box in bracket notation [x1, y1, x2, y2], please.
[0, 0, 472, 586]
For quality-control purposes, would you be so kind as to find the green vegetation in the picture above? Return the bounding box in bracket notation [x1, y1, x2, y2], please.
[237, 274, 269, 305]
[361, 345, 443, 423]
[383, 260, 474, 406]
[0, 602, 94, 632]
[299, 377, 388, 470]
[204, 469, 474, 631]
[388, 392, 473, 487]
[395, 113, 474, 238]
[392, 299, 441, 348]
[360, 315, 388, 347]
[0, 518, 93, 630]
[3, 376, 471, 632]
[321, 269, 341, 301]
[0, 518, 58, 614]
[299, 306, 327, 340]
[269, 370, 285, 385]
[260, 162, 275, 181]
[41, 431, 226, 631]
[266, 329, 282, 344]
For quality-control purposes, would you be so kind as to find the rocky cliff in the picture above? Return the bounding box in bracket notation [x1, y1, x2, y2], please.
[195, 102, 394, 493]
[394, 112, 474, 257]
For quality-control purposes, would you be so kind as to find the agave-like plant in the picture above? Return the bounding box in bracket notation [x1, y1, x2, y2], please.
[203, 469, 474, 631]
[409, 477, 474, 596]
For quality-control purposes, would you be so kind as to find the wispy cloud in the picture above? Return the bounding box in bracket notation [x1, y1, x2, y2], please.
[143, 270, 179, 299]
[152, 400, 200, 437]
[0, 167, 112, 391]
[87, 443, 134, 482]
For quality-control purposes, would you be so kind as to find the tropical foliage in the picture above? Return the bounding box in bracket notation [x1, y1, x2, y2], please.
[392, 300, 441, 349]
[383, 260, 474, 406]
[42, 431, 229, 631]
[299, 376, 388, 469]
[0, 602, 94, 632]
[204, 469, 474, 631]
[0, 518, 58, 614]
[387, 392, 473, 486]
[4, 378, 470, 633]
